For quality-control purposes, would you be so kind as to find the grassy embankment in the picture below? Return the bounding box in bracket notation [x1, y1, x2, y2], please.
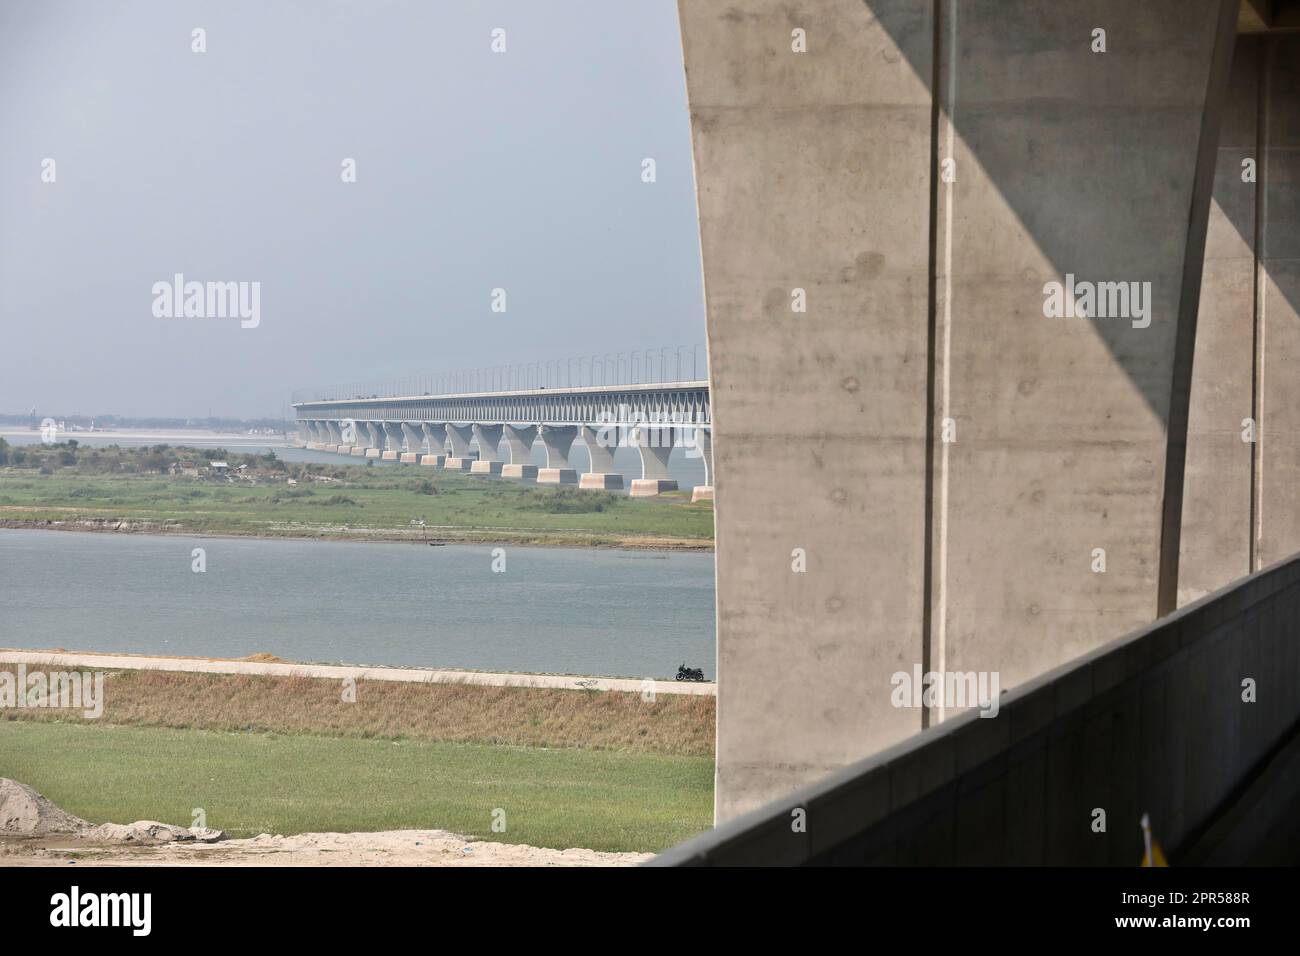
[0, 442, 713, 548]
[0, 669, 715, 851]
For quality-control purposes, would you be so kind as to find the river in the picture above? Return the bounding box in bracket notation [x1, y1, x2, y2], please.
[0, 529, 715, 679]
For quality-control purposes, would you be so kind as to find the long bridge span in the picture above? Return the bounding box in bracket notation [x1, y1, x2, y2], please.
[293, 380, 712, 498]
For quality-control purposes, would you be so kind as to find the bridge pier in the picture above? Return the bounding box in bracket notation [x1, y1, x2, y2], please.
[629, 424, 678, 497]
[679, 0, 1240, 820]
[399, 423, 423, 463]
[501, 424, 539, 479]
[420, 423, 448, 468]
[688, 426, 713, 502]
[537, 425, 578, 484]
[470, 424, 505, 475]
[445, 424, 476, 471]
[361, 422, 382, 459]
[381, 422, 403, 460]
[578, 424, 623, 490]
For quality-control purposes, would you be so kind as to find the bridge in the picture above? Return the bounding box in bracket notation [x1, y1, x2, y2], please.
[293, 380, 712, 498]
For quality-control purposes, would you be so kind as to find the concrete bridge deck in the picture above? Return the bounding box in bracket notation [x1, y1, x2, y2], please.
[294, 381, 712, 498]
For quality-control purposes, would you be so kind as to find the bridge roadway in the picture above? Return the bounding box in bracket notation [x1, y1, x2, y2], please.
[293, 381, 712, 499]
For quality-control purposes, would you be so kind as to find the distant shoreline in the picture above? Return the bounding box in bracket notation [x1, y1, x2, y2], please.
[0, 519, 714, 552]
[0, 428, 283, 445]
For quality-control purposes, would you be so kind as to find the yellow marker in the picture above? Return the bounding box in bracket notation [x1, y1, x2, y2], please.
[1140, 813, 1168, 867]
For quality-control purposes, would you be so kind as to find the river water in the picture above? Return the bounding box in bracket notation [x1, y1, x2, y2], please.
[0, 529, 715, 679]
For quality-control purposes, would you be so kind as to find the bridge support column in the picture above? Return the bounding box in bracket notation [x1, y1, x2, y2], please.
[361, 422, 382, 458]
[339, 420, 362, 455]
[537, 425, 578, 484]
[629, 425, 678, 497]
[381, 422, 403, 460]
[470, 424, 505, 475]
[501, 424, 539, 479]
[687, 426, 713, 502]
[680, 0, 1240, 821]
[399, 423, 422, 463]
[1181, 34, 1300, 601]
[445, 424, 475, 471]
[420, 423, 448, 468]
[579, 423, 623, 490]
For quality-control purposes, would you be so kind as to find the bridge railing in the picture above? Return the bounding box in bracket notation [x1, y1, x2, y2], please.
[652, 553, 1300, 866]
[291, 344, 707, 405]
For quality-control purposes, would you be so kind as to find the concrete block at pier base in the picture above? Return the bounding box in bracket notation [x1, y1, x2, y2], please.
[691, 486, 714, 503]
[381, 450, 399, 461]
[537, 468, 578, 485]
[444, 457, 474, 471]
[399, 453, 419, 463]
[580, 473, 624, 491]
[630, 479, 678, 497]
[364, 448, 382, 459]
[333, 445, 349, 454]
[350, 447, 367, 457]
[420, 454, 446, 468]
[501, 463, 538, 479]
[470, 460, 504, 476]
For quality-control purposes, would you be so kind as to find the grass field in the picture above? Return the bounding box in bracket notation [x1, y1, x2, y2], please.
[0, 720, 713, 852]
[0, 464, 713, 547]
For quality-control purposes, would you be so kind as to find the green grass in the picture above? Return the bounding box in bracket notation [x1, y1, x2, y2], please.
[0, 720, 713, 853]
[0, 465, 714, 546]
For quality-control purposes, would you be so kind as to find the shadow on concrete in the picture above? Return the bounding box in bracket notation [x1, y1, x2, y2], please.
[864, 0, 1296, 424]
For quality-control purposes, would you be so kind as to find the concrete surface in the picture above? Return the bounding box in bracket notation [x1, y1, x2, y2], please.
[678, 0, 1240, 821]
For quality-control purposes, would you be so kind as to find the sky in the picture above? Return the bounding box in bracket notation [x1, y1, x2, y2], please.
[0, 0, 706, 420]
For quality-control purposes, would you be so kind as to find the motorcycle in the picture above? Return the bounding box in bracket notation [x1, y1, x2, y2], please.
[676, 664, 706, 682]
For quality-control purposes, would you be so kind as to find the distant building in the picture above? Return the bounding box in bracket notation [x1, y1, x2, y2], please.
[209, 461, 230, 475]
[169, 460, 199, 477]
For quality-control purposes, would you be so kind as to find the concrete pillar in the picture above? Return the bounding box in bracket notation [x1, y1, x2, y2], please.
[538, 425, 579, 484]
[399, 423, 423, 463]
[361, 422, 382, 458]
[629, 425, 678, 497]
[381, 422, 403, 460]
[338, 419, 361, 454]
[445, 424, 475, 471]
[579, 423, 623, 490]
[688, 426, 713, 502]
[470, 424, 505, 475]
[501, 424, 539, 479]
[1179, 37, 1261, 602]
[679, 0, 1239, 821]
[1254, 37, 1300, 570]
[420, 423, 448, 468]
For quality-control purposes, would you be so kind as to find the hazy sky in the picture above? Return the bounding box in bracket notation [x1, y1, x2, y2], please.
[0, 0, 705, 419]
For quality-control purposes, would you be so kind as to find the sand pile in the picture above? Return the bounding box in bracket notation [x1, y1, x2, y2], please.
[0, 779, 89, 835]
[0, 779, 224, 843]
